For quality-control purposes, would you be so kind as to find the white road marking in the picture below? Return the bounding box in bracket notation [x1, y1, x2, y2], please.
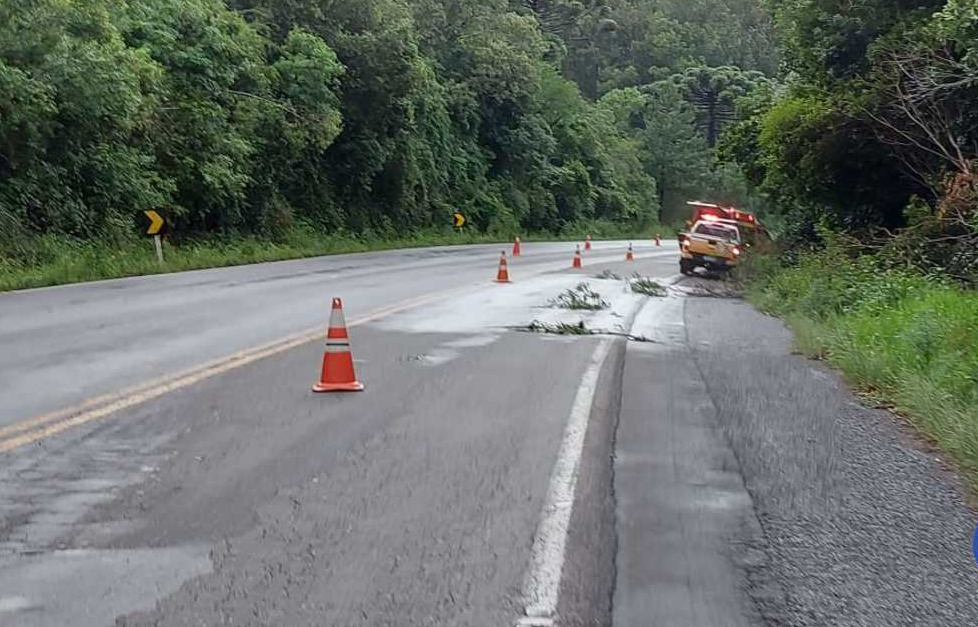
[517, 338, 613, 623]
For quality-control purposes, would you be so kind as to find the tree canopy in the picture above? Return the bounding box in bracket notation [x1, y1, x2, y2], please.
[717, 0, 977, 273]
[0, 0, 783, 256]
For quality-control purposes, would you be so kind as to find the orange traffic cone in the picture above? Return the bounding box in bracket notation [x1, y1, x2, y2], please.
[496, 251, 512, 283]
[572, 245, 583, 269]
[313, 298, 364, 393]
[513, 237, 522, 257]
[655, 234, 661, 247]
[626, 243, 634, 262]
[584, 235, 592, 251]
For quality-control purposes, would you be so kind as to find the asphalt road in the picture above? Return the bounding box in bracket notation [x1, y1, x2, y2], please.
[0, 240, 674, 427]
[1, 242, 976, 627]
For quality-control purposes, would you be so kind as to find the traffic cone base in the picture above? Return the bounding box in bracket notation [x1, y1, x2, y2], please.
[314, 380, 365, 393]
[313, 298, 364, 393]
[572, 247, 583, 268]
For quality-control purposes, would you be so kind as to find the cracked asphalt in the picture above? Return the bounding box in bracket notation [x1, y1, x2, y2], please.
[1, 244, 976, 626]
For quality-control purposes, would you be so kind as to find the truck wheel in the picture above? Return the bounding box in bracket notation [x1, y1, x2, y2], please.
[680, 259, 693, 275]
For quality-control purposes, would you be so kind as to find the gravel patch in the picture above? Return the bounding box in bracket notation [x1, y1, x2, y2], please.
[686, 298, 978, 627]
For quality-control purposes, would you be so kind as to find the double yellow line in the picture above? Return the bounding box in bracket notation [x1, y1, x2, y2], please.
[0, 290, 455, 455]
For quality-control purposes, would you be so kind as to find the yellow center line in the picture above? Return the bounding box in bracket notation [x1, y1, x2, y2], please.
[0, 289, 462, 455]
[0, 250, 676, 454]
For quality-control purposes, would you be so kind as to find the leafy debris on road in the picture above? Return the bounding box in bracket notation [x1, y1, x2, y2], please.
[594, 269, 622, 280]
[513, 320, 660, 343]
[526, 320, 592, 335]
[674, 281, 742, 298]
[549, 282, 609, 310]
[630, 274, 666, 297]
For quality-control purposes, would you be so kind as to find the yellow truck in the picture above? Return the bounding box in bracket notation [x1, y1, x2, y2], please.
[679, 219, 742, 275]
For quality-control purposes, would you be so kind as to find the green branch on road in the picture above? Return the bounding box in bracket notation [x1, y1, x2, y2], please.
[515, 320, 659, 343]
[630, 275, 666, 297]
[549, 283, 610, 310]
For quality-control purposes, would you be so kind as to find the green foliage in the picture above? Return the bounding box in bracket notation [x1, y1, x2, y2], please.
[719, 1, 978, 246]
[1, 0, 786, 275]
[770, 0, 947, 85]
[559, 0, 780, 96]
[749, 245, 978, 483]
[549, 282, 610, 310]
[599, 83, 713, 222]
[664, 65, 769, 147]
[629, 274, 666, 296]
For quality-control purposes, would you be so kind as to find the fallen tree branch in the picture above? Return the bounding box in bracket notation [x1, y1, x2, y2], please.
[501, 321, 661, 343]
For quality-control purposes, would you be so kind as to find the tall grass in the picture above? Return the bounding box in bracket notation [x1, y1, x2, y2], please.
[746, 244, 978, 486]
[0, 219, 652, 291]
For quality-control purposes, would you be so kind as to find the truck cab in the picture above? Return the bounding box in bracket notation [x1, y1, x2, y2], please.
[679, 219, 742, 275]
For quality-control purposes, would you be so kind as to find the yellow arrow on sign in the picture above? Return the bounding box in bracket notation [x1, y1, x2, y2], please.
[453, 212, 466, 229]
[145, 210, 164, 235]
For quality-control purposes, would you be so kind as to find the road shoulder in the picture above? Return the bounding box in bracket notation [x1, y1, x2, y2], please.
[612, 295, 767, 627]
[687, 296, 978, 627]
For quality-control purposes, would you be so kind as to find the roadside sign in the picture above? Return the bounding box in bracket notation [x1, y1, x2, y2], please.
[143, 210, 166, 265]
[144, 210, 165, 236]
[453, 212, 466, 229]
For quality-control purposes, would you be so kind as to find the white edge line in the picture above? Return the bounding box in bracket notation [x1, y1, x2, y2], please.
[517, 338, 613, 623]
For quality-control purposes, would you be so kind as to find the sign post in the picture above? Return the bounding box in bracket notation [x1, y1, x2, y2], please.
[144, 210, 165, 266]
[153, 234, 164, 265]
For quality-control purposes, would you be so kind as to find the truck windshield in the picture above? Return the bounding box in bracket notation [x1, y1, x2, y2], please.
[695, 224, 738, 242]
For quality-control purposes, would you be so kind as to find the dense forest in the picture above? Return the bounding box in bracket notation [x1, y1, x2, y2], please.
[0, 0, 779, 263]
[727, 0, 978, 282]
[1, 0, 976, 283]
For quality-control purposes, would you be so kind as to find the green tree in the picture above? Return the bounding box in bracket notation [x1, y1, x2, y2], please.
[0, 0, 168, 239]
[665, 65, 769, 147]
[770, 0, 946, 85]
[600, 84, 711, 222]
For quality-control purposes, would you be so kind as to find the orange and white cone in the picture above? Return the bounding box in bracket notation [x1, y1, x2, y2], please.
[584, 235, 592, 251]
[496, 251, 512, 283]
[626, 243, 634, 262]
[313, 298, 364, 393]
[513, 237, 522, 257]
[572, 245, 583, 269]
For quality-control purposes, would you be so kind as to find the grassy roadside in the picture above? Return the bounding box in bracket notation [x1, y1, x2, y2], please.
[0, 221, 654, 292]
[740, 243, 978, 489]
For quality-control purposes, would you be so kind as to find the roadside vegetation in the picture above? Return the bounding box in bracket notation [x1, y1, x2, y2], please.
[0, 0, 780, 290]
[742, 240, 978, 485]
[0, 220, 634, 291]
[714, 2, 978, 486]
